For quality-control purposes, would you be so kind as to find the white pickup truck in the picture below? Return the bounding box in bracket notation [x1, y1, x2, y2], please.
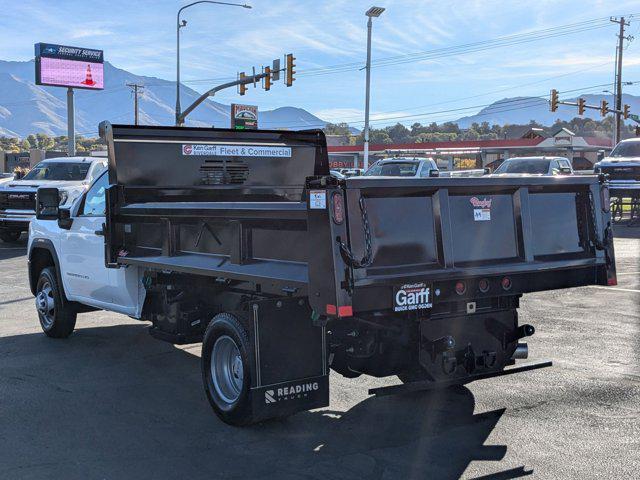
[594, 137, 640, 197]
[0, 156, 106, 242]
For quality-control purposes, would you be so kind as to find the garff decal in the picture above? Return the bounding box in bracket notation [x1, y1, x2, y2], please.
[470, 196, 492, 221]
[394, 282, 432, 312]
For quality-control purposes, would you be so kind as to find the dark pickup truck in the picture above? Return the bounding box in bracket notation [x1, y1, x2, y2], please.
[30, 123, 616, 426]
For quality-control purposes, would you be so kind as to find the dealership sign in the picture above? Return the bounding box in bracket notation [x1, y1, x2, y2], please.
[35, 43, 104, 90]
[231, 104, 258, 130]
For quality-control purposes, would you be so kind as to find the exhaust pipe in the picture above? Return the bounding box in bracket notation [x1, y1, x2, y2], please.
[512, 342, 529, 360]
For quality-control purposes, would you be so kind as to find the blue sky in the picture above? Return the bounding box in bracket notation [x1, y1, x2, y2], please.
[1, 0, 639, 127]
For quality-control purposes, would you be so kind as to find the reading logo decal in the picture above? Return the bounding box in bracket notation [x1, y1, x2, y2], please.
[264, 382, 319, 404]
[470, 196, 492, 221]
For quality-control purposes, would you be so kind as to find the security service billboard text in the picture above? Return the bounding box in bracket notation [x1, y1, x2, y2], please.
[35, 43, 104, 90]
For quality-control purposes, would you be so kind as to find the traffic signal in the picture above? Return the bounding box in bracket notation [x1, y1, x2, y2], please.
[550, 89, 559, 112]
[285, 53, 296, 87]
[600, 99, 608, 117]
[263, 66, 271, 91]
[578, 98, 586, 115]
[239, 72, 247, 96]
[623, 104, 630, 120]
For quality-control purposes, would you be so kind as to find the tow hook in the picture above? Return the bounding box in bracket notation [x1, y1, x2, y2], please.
[442, 352, 457, 375]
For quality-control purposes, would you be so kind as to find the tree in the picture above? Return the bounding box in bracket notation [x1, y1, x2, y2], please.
[323, 122, 351, 136]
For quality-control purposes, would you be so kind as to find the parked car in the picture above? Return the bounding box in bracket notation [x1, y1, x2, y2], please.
[492, 156, 573, 176]
[0, 156, 107, 242]
[364, 157, 439, 177]
[593, 138, 640, 198]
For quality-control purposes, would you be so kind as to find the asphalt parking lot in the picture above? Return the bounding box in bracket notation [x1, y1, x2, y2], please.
[0, 229, 638, 480]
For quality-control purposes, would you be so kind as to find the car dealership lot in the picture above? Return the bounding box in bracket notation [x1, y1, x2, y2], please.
[0, 231, 638, 480]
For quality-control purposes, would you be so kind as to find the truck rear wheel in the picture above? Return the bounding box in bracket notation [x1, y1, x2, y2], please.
[201, 313, 255, 426]
[35, 267, 77, 338]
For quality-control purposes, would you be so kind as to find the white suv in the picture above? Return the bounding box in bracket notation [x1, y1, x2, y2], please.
[0, 157, 106, 242]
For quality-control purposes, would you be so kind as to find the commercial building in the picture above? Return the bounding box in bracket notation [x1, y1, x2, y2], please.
[328, 128, 613, 171]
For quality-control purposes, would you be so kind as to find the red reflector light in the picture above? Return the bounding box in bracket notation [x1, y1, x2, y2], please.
[331, 192, 344, 224]
[326, 304, 337, 315]
[338, 305, 353, 317]
[501, 277, 512, 290]
[608, 276, 617, 286]
[455, 281, 466, 295]
[478, 278, 490, 293]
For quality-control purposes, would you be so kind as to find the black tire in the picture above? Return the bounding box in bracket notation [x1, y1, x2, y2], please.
[201, 313, 255, 426]
[0, 230, 21, 243]
[35, 267, 77, 338]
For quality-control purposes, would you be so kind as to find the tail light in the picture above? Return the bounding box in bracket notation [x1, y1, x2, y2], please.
[501, 276, 512, 291]
[331, 192, 344, 224]
[478, 278, 490, 293]
[455, 281, 466, 295]
[601, 186, 610, 213]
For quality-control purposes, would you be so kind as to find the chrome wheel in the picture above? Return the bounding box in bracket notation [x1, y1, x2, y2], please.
[210, 335, 244, 406]
[36, 281, 55, 329]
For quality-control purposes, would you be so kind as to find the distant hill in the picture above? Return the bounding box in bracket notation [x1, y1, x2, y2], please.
[456, 93, 640, 128]
[0, 60, 328, 138]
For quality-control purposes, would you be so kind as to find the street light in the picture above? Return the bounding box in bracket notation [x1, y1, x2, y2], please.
[363, 6, 385, 170]
[176, 1, 252, 126]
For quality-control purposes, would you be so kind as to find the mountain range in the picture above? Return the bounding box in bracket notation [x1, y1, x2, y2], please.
[0, 60, 327, 138]
[456, 93, 640, 128]
[0, 58, 638, 138]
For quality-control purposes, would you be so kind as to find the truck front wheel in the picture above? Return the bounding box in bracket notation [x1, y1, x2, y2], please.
[35, 267, 77, 338]
[201, 313, 254, 426]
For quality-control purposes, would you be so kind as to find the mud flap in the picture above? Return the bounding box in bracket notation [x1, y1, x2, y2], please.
[247, 298, 329, 421]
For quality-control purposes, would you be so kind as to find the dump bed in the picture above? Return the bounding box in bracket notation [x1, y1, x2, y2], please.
[324, 175, 615, 315]
[101, 123, 615, 318]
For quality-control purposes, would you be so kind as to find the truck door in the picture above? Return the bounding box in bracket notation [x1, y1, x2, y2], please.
[60, 172, 111, 305]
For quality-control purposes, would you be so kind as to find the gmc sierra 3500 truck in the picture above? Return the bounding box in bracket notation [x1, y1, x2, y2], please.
[28, 123, 616, 426]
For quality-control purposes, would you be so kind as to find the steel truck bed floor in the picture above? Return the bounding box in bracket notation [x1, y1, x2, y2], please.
[120, 253, 308, 288]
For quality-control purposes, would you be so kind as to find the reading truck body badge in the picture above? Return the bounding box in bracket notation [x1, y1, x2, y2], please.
[393, 282, 432, 312]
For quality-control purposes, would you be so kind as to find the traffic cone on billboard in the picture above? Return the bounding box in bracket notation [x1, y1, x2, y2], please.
[81, 64, 95, 86]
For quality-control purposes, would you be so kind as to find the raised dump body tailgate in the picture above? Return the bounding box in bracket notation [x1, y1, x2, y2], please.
[310, 175, 615, 316]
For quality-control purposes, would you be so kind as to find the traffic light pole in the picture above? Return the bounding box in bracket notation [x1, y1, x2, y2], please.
[177, 70, 277, 126]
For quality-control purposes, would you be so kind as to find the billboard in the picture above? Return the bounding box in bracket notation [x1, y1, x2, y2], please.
[35, 43, 104, 90]
[231, 104, 258, 130]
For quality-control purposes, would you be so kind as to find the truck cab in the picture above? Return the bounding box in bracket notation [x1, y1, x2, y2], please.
[594, 138, 640, 197]
[0, 157, 107, 242]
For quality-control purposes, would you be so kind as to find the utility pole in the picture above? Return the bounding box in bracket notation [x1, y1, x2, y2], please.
[610, 16, 630, 145]
[126, 83, 144, 125]
[363, 6, 385, 171]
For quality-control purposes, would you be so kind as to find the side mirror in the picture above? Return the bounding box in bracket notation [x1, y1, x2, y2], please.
[559, 167, 572, 175]
[36, 188, 60, 220]
[429, 169, 440, 177]
[483, 167, 491, 175]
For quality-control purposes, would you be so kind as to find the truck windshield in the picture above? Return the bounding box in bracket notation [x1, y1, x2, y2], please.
[22, 162, 91, 181]
[365, 162, 419, 176]
[495, 159, 550, 174]
[609, 142, 640, 158]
